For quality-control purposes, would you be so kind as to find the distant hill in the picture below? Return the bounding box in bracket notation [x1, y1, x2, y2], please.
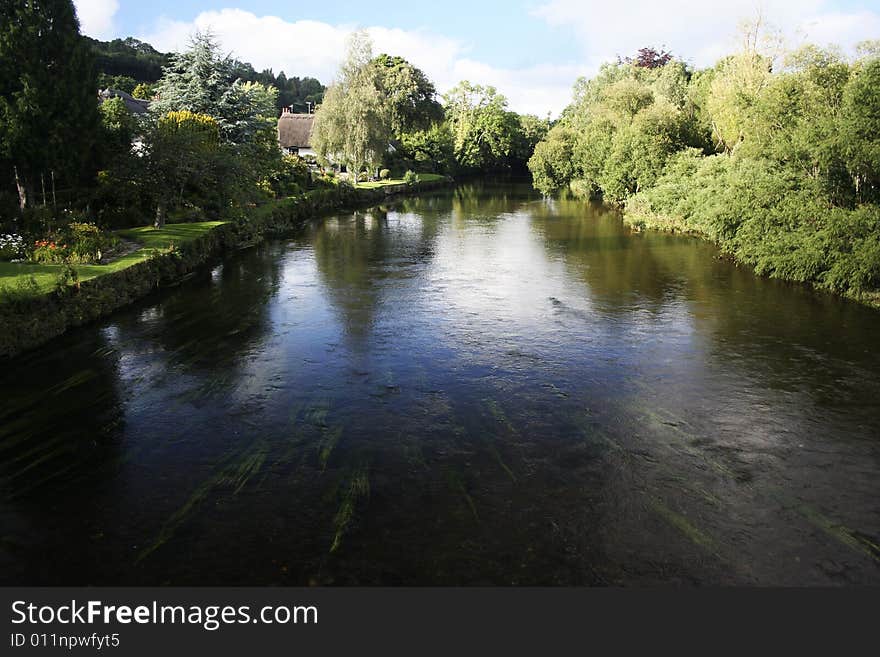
[87, 36, 325, 113]
[86, 36, 169, 83]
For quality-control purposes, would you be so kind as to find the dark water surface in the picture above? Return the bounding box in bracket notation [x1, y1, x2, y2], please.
[2, 181, 879, 585]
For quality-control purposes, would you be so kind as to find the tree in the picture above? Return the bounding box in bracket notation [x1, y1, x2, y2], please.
[399, 123, 455, 173]
[145, 31, 280, 219]
[528, 126, 578, 195]
[371, 54, 443, 134]
[150, 31, 275, 145]
[99, 97, 137, 155]
[738, 45, 850, 200]
[0, 0, 101, 211]
[132, 83, 153, 100]
[620, 47, 673, 69]
[705, 17, 780, 152]
[142, 111, 220, 228]
[443, 81, 518, 171]
[511, 114, 550, 170]
[312, 31, 390, 177]
[840, 58, 880, 201]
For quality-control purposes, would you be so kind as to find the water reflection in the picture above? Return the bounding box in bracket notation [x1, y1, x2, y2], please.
[0, 180, 878, 585]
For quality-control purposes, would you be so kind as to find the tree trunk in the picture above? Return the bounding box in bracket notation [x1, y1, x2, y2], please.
[154, 200, 167, 229]
[14, 166, 27, 212]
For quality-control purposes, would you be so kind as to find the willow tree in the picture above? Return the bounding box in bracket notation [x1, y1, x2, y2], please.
[312, 31, 389, 177]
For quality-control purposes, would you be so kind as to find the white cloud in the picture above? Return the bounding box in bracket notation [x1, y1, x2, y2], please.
[793, 10, 880, 50]
[532, 0, 880, 67]
[137, 8, 583, 117]
[73, 0, 119, 39]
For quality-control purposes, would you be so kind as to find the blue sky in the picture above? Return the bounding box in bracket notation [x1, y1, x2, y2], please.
[74, 1, 880, 116]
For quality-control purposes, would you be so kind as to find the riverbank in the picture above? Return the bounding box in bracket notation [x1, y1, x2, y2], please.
[624, 195, 880, 311]
[0, 176, 453, 358]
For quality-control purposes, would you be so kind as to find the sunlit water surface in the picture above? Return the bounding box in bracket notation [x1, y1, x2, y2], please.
[2, 181, 878, 585]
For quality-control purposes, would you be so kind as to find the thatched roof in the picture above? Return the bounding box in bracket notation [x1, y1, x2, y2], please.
[278, 112, 315, 149]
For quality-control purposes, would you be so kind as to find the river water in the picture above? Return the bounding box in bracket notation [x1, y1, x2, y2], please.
[1, 180, 878, 585]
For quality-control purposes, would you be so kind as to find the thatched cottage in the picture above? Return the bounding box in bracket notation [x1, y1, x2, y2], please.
[277, 108, 316, 157]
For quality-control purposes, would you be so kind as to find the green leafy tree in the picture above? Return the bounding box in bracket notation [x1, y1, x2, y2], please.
[97, 73, 138, 94]
[528, 126, 578, 195]
[740, 45, 850, 200]
[371, 54, 443, 134]
[99, 96, 137, 155]
[142, 110, 220, 228]
[87, 36, 169, 83]
[511, 114, 550, 170]
[443, 81, 518, 171]
[145, 31, 280, 218]
[132, 83, 153, 100]
[399, 123, 455, 173]
[0, 0, 101, 211]
[840, 58, 880, 201]
[705, 19, 781, 152]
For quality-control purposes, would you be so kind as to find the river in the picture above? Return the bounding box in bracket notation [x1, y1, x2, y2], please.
[1, 180, 878, 585]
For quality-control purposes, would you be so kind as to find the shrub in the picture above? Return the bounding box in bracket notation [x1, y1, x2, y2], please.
[568, 179, 594, 200]
[0, 234, 25, 261]
[31, 222, 118, 265]
[32, 239, 65, 263]
[63, 222, 118, 264]
[379, 169, 391, 180]
[403, 170, 418, 185]
[625, 150, 880, 297]
[269, 154, 311, 197]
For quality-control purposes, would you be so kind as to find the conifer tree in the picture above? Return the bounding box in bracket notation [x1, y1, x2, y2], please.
[0, 0, 100, 211]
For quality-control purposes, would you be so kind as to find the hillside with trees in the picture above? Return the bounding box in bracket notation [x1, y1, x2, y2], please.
[87, 34, 325, 112]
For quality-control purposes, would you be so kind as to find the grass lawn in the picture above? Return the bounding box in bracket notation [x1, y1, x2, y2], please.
[356, 173, 446, 189]
[0, 221, 226, 295]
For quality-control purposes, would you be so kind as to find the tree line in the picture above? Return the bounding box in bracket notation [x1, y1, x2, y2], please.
[311, 31, 549, 179]
[528, 26, 880, 301]
[0, 1, 314, 234]
[89, 35, 326, 113]
[0, 2, 547, 240]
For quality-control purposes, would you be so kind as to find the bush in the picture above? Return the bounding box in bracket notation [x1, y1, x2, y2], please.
[568, 179, 594, 199]
[64, 222, 118, 264]
[31, 221, 118, 265]
[379, 169, 391, 180]
[32, 239, 65, 263]
[625, 151, 880, 297]
[403, 170, 418, 185]
[0, 234, 25, 261]
[269, 155, 311, 197]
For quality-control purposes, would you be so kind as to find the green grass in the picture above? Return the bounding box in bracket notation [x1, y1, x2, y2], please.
[356, 173, 446, 189]
[0, 221, 226, 295]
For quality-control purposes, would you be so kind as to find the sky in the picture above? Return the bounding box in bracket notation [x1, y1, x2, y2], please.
[73, 1, 880, 117]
